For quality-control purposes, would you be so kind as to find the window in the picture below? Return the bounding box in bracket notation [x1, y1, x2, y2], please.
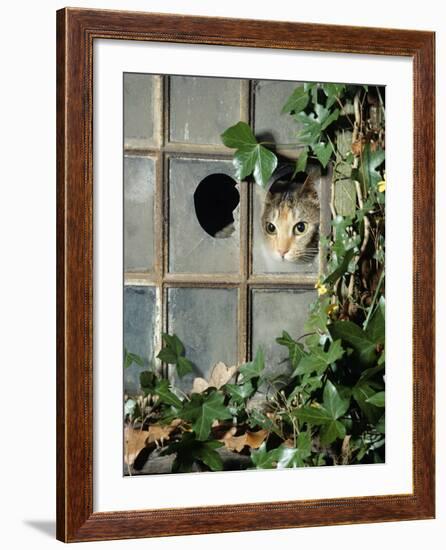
[124, 74, 331, 393]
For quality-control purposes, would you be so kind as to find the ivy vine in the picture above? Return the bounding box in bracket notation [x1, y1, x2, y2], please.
[124, 82, 386, 474]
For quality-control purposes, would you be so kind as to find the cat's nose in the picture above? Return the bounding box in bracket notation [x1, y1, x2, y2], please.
[278, 248, 289, 258]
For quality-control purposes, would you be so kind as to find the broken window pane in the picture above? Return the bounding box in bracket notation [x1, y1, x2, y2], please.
[124, 155, 155, 272]
[168, 157, 240, 273]
[169, 76, 242, 145]
[167, 287, 238, 390]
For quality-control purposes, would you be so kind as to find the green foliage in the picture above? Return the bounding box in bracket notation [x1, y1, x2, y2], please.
[221, 122, 278, 188]
[180, 391, 232, 441]
[162, 432, 224, 473]
[157, 333, 194, 378]
[294, 381, 350, 445]
[124, 349, 144, 369]
[239, 348, 265, 382]
[281, 85, 309, 115]
[125, 82, 386, 474]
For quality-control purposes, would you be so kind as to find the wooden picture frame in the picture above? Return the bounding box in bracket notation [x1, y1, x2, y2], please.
[56, 7, 435, 542]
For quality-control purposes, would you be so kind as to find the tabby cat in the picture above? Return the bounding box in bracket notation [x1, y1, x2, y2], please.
[260, 175, 320, 266]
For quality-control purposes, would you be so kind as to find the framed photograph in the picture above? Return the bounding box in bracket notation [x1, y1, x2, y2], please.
[56, 7, 435, 542]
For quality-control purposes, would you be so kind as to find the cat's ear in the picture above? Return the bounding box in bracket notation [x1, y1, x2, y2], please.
[299, 175, 319, 202]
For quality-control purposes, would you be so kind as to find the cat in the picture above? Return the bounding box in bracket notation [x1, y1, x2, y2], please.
[259, 174, 320, 267]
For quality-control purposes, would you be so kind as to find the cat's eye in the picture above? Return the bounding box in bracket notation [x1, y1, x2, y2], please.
[265, 222, 276, 235]
[293, 221, 308, 235]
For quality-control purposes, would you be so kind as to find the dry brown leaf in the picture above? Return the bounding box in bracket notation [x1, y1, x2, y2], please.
[147, 418, 182, 445]
[124, 426, 148, 466]
[191, 377, 209, 394]
[244, 430, 268, 449]
[191, 362, 237, 393]
[220, 428, 268, 452]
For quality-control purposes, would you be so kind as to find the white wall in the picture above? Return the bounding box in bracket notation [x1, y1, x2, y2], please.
[0, 1, 443, 548]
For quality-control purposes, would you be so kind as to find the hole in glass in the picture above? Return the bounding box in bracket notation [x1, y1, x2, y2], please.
[194, 173, 239, 238]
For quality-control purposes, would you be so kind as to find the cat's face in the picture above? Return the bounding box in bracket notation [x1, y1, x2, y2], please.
[260, 178, 320, 263]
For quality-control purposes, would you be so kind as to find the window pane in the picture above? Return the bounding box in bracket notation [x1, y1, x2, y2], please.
[124, 73, 158, 148]
[167, 288, 238, 390]
[124, 155, 155, 272]
[251, 288, 316, 378]
[252, 181, 320, 274]
[168, 157, 240, 273]
[169, 76, 242, 145]
[124, 286, 157, 395]
[253, 79, 303, 145]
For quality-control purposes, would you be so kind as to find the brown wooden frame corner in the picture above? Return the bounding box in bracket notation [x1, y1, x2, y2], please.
[56, 7, 435, 543]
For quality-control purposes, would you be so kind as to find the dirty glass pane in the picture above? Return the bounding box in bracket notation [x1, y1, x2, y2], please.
[167, 288, 238, 390]
[124, 155, 155, 272]
[251, 288, 316, 379]
[252, 182, 320, 274]
[168, 157, 240, 273]
[169, 76, 242, 145]
[124, 286, 157, 395]
[124, 73, 157, 148]
[253, 79, 303, 146]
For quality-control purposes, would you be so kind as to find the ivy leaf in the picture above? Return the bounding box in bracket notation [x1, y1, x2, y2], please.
[296, 106, 340, 146]
[320, 420, 346, 445]
[293, 147, 309, 176]
[365, 297, 385, 346]
[312, 142, 333, 168]
[157, 333, 195, 379]
[162, 432, 224, 473]
[177, 356, 194, 378]
[276, 331, 305, 370]
[239, 348, 265, 381]
[157, 347, 178, 365]
[322, 83, 346, 108]
[366, 391, 385, 407]
[225, 381, 255, 403]
[329, 321, 378, 367]
[163, 333, 184, 357]
[221, 121, 278, 188]
[353, 144, 385, 191]
[221, 121, 257, 148]
[139, 371, 156, 393]
[281, 86, 309, 114]
[294, 405, 332, 425]
[153, 379, 183, 408]
[233, 144, 278, 188]
[294, 339, 344, 376]
[295, 382, 349, 445]
[250, 443, 282, 469]
[352, 382, 383, 423]
[124, 349, 144, 369]
[323, 380, 350, 419]
[180, 392, 232, 441]
[323, 248, 355, 286]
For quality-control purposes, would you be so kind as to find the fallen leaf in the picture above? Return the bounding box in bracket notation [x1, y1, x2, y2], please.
[147, 418, 182, 445]
[124, 426, 148, 466]
[245, 430, 268, 449]
[220, 428, 268, 452]
[192, 362, 237, 393]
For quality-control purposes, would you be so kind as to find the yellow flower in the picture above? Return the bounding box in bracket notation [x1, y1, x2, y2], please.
[315, 280, 328, 295]
[327, 303, 339, 317]
[377, 173, 386, 193]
